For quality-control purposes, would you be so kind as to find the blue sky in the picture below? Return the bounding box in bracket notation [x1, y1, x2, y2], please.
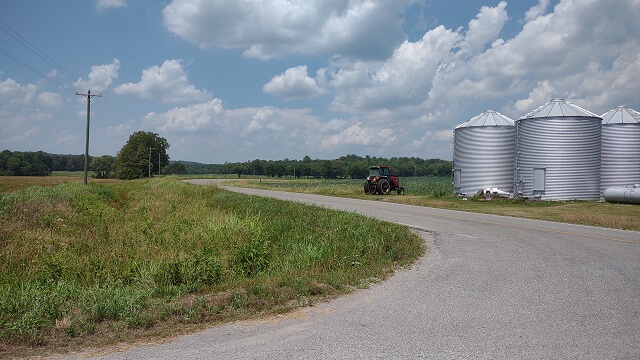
[1, 0, 639, 163]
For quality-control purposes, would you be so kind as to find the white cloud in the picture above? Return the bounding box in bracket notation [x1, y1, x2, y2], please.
[524, 0, 551, 21]
[409, 129, 454, 157]
[162, 0, 416, 60]
[38, 92, 63, 109]
[75, 59, 120, 92]
[458, 1, 508, 57]
[96, 0, 127, 11]
[1, 127, 40, 144]
[510, 80, 556, 114]
[105, 123, 131, 136]
[243, 108, 286, 134]
[263, 66, 324, 100]
[433, 129, 453, 141]
[328, 25, 461, 115]
[115, 59, 211, 103]
[320, 122, 396, 149]
[0, 78, 62, 125]
[326, 0, 640, 124]
[0, 78, 37, 104]
[55, 134, 80, 145]
[143, 99, 225, 132]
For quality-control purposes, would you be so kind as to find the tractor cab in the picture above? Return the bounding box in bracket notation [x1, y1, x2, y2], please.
[368, 166, 390, 177]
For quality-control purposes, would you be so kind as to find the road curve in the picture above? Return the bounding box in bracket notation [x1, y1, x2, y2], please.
[90, 181, 639, 359]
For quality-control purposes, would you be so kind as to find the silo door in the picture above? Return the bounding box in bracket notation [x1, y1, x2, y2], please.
[533, 168, 546, 191]
[454, 168, 461, 189]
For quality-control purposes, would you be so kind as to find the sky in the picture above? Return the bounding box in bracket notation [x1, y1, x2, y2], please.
[1, 0, 639, 164]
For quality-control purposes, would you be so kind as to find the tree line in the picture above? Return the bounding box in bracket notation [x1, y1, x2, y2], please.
[167, 154, 452, 179]
[0, 131, 169, 179]
[2, 132, 451, 179]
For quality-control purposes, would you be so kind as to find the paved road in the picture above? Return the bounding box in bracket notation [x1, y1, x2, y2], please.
[90, 181, 639, 359]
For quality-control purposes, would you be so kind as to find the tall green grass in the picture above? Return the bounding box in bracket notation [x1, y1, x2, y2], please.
[0, 177, 423, 352]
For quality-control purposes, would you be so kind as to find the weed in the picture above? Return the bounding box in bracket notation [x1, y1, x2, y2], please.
[233, 238, 271, 277]
[0, 178, 423, 356]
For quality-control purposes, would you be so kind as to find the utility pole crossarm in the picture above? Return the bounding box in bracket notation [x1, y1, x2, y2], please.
[76, 89, 102, 186]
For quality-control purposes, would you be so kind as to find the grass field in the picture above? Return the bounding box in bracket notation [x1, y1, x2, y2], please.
[0, 174, 119, 194]
[224, 177, 640, 231]
[0, 177, 423, 357]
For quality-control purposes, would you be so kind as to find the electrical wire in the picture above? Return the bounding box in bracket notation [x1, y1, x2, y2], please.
[0, 46, 75, 93]
[0, 18, 125, 128]
[0, 18, 80, 83]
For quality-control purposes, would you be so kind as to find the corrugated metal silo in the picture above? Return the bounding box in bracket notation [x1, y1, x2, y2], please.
[453, 110, 515, 196]
[600, 106, 640, 194]
[515, 99, 602, 201]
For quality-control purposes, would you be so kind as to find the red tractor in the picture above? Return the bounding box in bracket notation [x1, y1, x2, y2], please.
[364, 165, 405, 195]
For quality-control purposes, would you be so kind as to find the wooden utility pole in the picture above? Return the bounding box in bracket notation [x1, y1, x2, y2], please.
[76, 89, 101, 185]
[148, 146, 154, 178]
[158, 152, 161, 176]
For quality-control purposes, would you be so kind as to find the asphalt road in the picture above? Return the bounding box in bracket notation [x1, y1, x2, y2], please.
[87, 181, 639, 359]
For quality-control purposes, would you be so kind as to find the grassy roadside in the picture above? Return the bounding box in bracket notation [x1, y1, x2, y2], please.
[0, 177, 423, 358]
[222, 178, 640, 232]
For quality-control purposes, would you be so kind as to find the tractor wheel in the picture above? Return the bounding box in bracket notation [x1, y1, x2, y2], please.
[363, 181, 370, 194]
[378, 179, 390, 195]
[397, 187, 405, 195]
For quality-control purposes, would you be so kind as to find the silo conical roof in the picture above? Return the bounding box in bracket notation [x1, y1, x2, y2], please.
[455, 110, 514, 129]
[520, 98, 599, 119]
[601, 105, 640, 124]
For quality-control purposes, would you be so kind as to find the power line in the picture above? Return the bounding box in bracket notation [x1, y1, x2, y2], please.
[94, 97, 123, 126]
[1, 18, 126, 132]
[0, 18, 80, 83]
[0, 46, 75, 93]
[90, 106, 116, 129]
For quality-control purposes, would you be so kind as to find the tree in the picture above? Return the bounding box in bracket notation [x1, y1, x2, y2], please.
[163, 162, 187, 175]
[347, 161, 367, 179]
[0, 150, 52, 176]
[90, 155, 115, 178]
[114, 131, 170, 180]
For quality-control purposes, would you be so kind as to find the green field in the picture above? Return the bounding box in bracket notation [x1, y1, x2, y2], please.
[224, 176, 451, 197]
[0, 177, 423, 357]
[224, 177, 640, 231]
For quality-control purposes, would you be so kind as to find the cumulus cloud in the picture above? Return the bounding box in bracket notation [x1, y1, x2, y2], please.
[243, 108, 286, 133]
[320, 122, 396, 149]
[326, 0, 640, 124]
[95, 0, 127, 11]
[75, 59, 120, 92]
[55, 134, 80, 145]
[328, 25, 461, 115]
[0, 78, 37, 104]
[511, 80, 557, 114]
[162, 0, 416, 60]
[263, 66, 324, 100]
[38, 92, 63, 109]
[458, 1, 508, 57]
[1, 127, 40, 144]
[115, 59, 211, 103]
[143, 98, 225, 132]
[524, 0, 551, 21]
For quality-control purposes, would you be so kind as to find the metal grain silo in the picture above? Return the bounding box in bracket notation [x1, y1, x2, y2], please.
[600, 106, 640, 194]
[453, 110, 515, 196]
[515, 99, 601, 201]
